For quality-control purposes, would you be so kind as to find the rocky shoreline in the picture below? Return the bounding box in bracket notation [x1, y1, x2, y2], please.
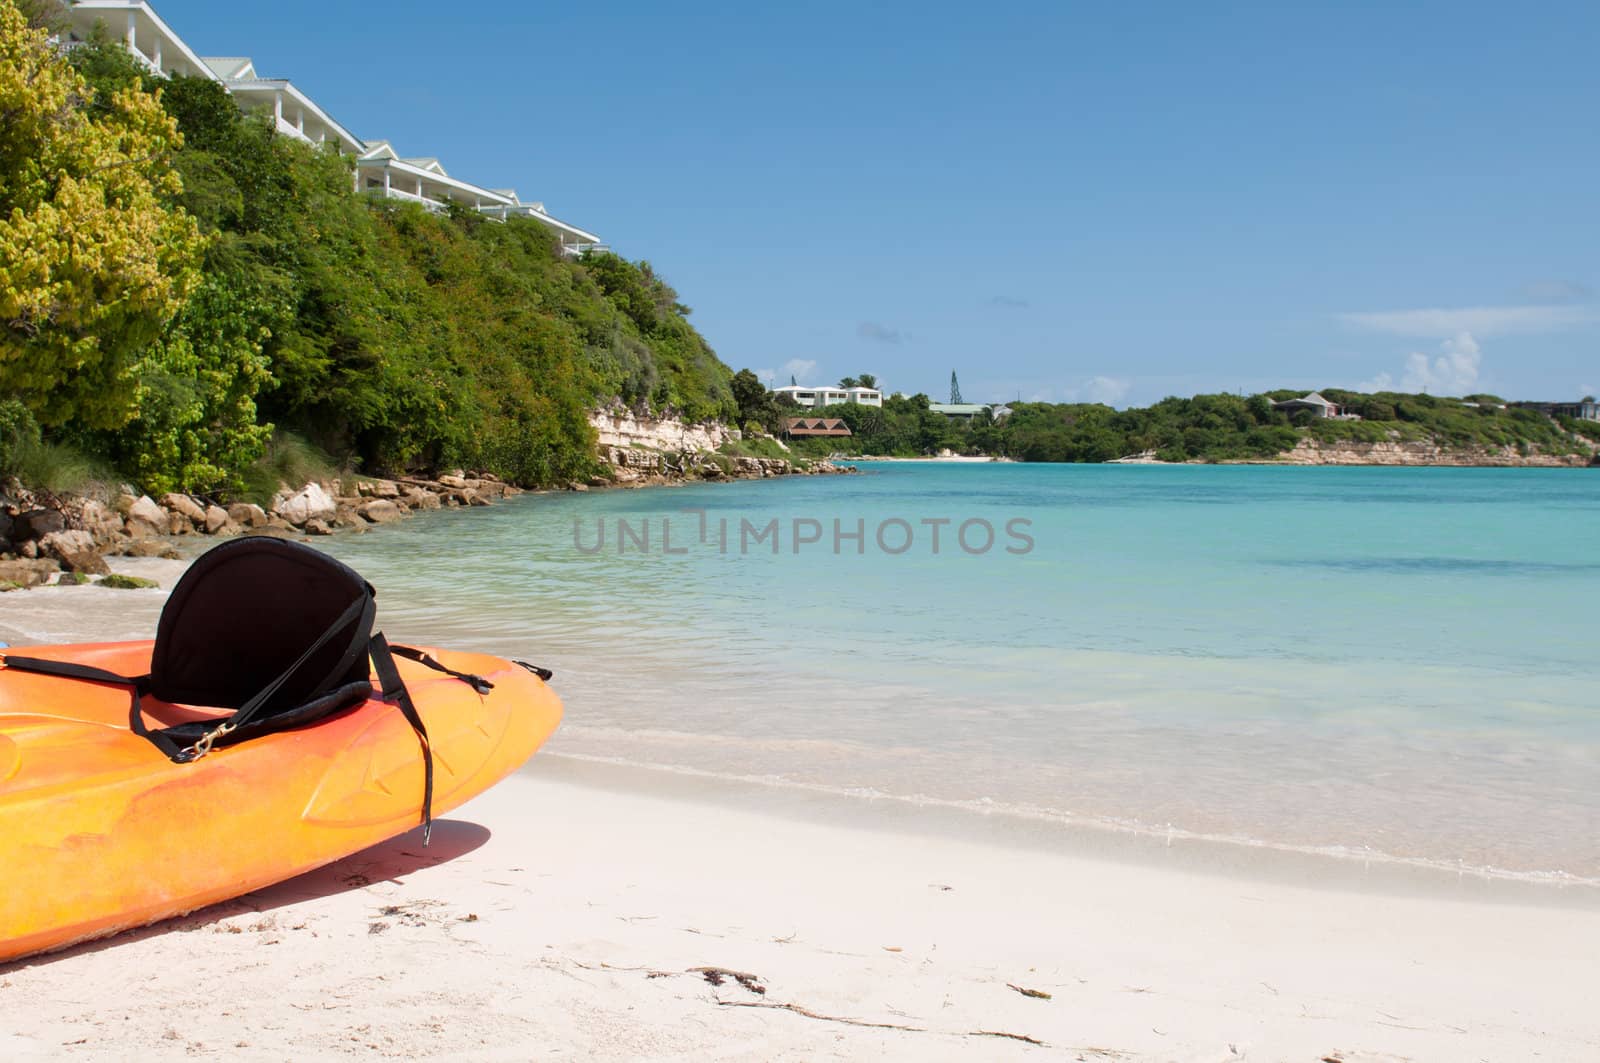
[1256, 437, 1600, 467]
[1, 447, 856, 590]
[0, 472, 518, 591]
[592, 445, 856, 488]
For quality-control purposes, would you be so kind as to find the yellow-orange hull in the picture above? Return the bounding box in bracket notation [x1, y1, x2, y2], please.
[0, 642, 561, 963]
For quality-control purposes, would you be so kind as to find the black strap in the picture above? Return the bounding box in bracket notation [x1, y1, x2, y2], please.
[370, 632, 434, 844]
[515, 660, 554, 681]
[1, 655, 145, 689]
[220, 593, 372, 743]
[388, 644, 494, 695]
[0, 655, 193, 761]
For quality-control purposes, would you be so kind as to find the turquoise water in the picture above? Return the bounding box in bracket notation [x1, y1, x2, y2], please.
[322, 464, 1600, 882]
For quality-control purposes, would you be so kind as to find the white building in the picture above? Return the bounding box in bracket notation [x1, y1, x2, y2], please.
[927, 402, 993, 422]
[62, 1, 603, 253]
[772, 385, 883, 409]
[201, 57, 364, 154]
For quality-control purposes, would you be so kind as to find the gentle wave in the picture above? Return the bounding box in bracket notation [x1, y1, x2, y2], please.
[541, 750, 1600, 891]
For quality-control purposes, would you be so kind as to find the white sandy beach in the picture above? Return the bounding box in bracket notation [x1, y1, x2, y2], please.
[4, 563, 1599, 1062]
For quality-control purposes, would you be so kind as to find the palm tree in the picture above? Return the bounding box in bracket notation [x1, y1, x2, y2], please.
[838, 376, 861, 389]
[857, 374, 878, 389]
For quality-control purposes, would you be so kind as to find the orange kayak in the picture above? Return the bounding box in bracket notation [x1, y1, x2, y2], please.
[0, 641, 561, 963]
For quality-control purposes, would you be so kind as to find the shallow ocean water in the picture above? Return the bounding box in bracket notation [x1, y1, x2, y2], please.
[321, 463, 1600, 883]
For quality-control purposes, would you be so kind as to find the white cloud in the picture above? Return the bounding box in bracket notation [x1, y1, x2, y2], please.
[1362, 331, 1483, 394]
[1085, 376, 1130, 405]
[780, 358, 817, 382]
[1340, 305, 1589, 339]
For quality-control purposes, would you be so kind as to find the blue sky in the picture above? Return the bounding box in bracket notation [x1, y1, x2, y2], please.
[149, 1, 1597, 405]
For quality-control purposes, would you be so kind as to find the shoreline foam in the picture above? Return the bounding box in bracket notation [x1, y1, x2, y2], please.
[5, 764, 1599, 1061]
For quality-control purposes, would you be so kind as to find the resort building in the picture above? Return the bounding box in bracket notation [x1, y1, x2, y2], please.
[773, 385, 884, 409]
[782, 418, 853, 439]
[61, 1, 603, 253]
[1271, 392, 1351, 419]
[1510, 399, 1600, 422]
[927, 402, 995, 422]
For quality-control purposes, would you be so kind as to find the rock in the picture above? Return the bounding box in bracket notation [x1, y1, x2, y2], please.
[125, 495, 167, 536]
[12, 508, 64, 543]
[438, 474, 469, 489]
[203, 504, 230, 535]
[355, 480, 400, 498]
[332, 504, 365, 528]
[302, 518, 334, 536]
[97, 574, 159, 590]
[0, 558, 60, 589]
[276, 483, 337, 527]
[39, 530, 111, 575]
[121, 540, 181, 560]
[80, 499, 123, 543]
[403, 489, 441, 511]
[159, 492, 207, 526]
[56, 571, 93, 586]
[566, 481, 589, 492]
[226, 502, 268, 528]
[238, 525, 294, 540]
[19, 539, 38, 559]
[169, 512, 195, 536]
[357, 499, 404, 524]
[265, 518, 296, 533]
[0, 510, 11, 545]
[586, 476, 610, 488]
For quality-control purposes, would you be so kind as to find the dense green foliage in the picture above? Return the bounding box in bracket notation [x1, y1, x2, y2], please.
[0, 6, 202, 433]
[743, 379, 1598, 463]
[1, 22, 734, 495]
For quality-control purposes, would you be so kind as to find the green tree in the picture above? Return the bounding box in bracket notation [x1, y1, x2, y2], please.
[731, 368, 773, 428]
[0, 3, 204, 428]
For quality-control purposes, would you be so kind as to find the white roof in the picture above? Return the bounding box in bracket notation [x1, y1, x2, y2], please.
[401, 157, 449, 176]
[224, 77, 365, 152]
[202, 56, 256, 80]
[69, 1, 222, 82]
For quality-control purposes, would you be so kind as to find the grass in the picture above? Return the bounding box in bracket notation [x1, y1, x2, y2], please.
[717, 436, 795, 463]
[2, 438, 116, 496]
[239, 430, 339, 506]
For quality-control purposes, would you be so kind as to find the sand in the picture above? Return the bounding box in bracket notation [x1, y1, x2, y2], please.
[4, 560, 1599, 1061]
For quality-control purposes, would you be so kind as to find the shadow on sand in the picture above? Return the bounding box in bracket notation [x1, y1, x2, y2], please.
[4, 819, 492, 972]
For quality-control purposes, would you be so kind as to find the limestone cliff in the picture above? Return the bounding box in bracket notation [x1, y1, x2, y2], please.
[1265, 437, 1598, 467]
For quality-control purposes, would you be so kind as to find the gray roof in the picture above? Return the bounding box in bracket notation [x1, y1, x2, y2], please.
[1274, 392, 1337, 408]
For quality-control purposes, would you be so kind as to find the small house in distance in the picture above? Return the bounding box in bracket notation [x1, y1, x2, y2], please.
[1510, 399, 1600, 422]
[1272, 392, 1359, 419]
[927, 402, 994, 422]
[783, 418, 853, 439]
